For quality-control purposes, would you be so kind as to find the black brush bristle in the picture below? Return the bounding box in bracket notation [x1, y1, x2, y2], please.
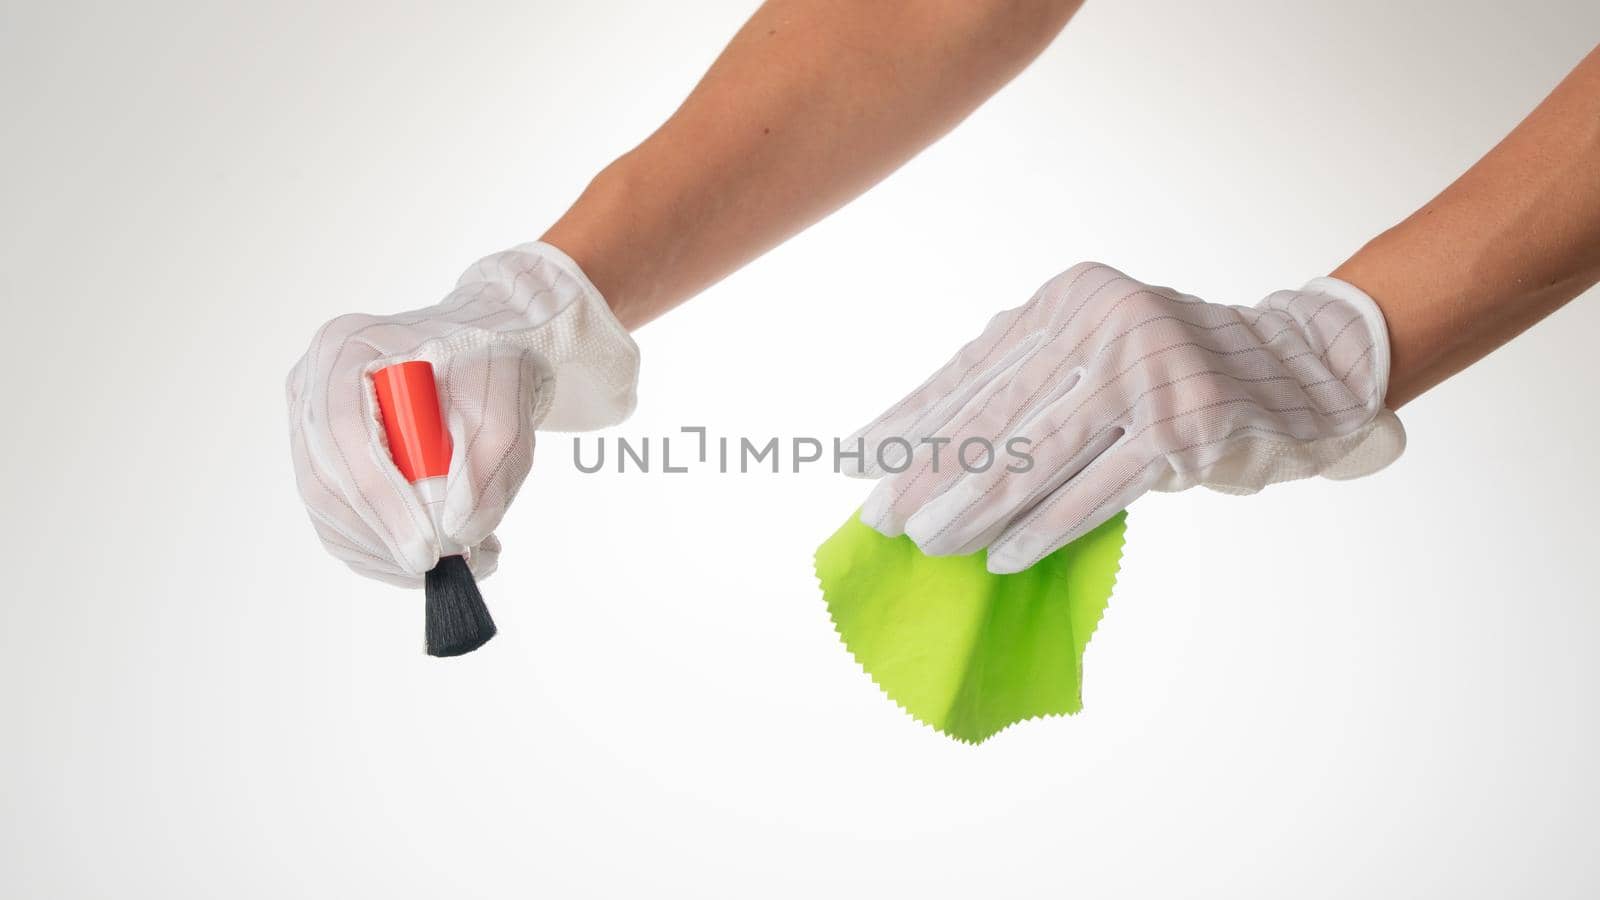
[424, 555, 496, 657]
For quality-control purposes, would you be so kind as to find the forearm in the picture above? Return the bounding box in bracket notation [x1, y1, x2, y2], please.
[1334, 43, 1600, 409]
[543, 0, 1083, 329]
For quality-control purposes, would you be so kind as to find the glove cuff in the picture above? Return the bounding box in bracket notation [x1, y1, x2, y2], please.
[1296, 275, 1406, 482]
[1299, 275, 1393, 410]
[454, 241, 640, 431]
[518, 240, 626, 333]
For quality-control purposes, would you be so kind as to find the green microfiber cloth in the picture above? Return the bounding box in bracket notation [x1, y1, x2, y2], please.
[815, 510, 1128, 744]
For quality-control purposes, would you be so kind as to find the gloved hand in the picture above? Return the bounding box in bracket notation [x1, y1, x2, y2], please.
[286, 242, 638, 586]
[845, 261, 1405, 574]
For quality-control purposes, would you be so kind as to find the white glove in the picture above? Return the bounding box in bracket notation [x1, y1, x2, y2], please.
[846, 261, 1405, 574]
[286, 241, 638, 587]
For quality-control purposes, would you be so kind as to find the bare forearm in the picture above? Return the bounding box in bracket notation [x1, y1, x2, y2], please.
[1334, 44, 1600, 409]
[543, 0, 1083, 328]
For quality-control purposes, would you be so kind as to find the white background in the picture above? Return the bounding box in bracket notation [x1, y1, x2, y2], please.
[4, 1, 1599, 896]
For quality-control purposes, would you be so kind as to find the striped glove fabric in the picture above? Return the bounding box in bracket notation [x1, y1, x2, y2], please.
[286, 242, 638, 586]
[845, 261, 1405, 574]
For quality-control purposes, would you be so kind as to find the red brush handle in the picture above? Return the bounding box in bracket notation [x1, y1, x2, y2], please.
[372, 361, 452, 483]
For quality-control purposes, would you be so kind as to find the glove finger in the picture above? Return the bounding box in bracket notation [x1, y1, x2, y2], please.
[288, 383, 408, 576]
[438, 341, 554, 552]
[856, 338, 1095, 537]
[986, 437, 1164, 575]
[843, 262, 1130, 479]
[466, 533, 501, 581]
[308, 336, 440, 577]
[903, 392, 1128, 558]
[342, 556, 425, 589]
[844, 332, 1042, 479]
[333, 533, 497, 588]
[306, 514, 412, 581]
[840, 287, 1063, 478]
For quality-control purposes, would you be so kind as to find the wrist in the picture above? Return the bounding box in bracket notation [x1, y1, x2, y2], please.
[541, 154, 683, 331]
[1330, 232, 1448, 411]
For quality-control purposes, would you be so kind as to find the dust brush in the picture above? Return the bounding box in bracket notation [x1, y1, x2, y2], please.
[372, 360, 496, 657]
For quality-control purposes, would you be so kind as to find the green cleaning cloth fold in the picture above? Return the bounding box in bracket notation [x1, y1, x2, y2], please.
[815, 510, 1127, 744]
